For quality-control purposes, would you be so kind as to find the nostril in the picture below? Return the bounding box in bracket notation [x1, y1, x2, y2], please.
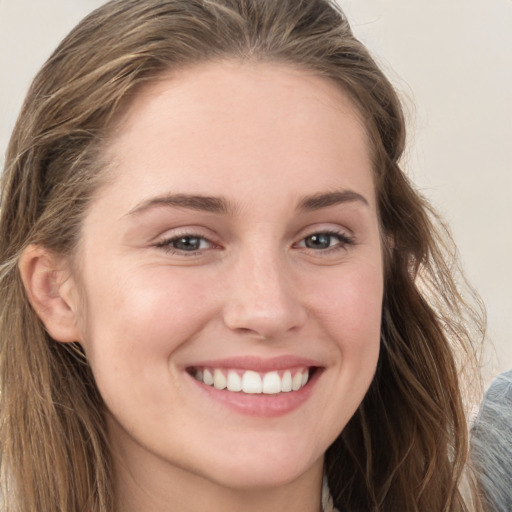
[223, 301, 307, 340]
[234, 326, 270, 340]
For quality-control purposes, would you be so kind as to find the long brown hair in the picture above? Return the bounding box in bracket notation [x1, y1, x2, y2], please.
[0, 1, 484, 510]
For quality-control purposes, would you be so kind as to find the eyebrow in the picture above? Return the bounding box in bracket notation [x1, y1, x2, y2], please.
[127, 193, 235, 216]
[127, 189, 369, 217]
[297, 190, 369, 211]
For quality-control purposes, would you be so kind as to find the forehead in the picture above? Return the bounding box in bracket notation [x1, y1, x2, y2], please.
[100, 60, 375, 212]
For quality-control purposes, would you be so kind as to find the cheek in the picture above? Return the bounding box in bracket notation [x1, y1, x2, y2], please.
[77, 266, 218, 374]
[310, 261, 383, 348]
[292, 262, 383, 440]
[75, 267, 221, 430]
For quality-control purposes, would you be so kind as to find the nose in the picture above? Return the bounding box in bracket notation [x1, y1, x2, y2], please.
[222, 249, 307, 340]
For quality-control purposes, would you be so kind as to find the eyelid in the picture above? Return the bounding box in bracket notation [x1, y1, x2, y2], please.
[152, 225, 218, 243]
[293, 226, 355, 253]
[295, 223, 354, 241]
[296, 231, 353, 246]
[153, 226, 222, 254]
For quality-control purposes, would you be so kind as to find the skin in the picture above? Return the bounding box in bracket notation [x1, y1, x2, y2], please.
[22, 61, 384, 512]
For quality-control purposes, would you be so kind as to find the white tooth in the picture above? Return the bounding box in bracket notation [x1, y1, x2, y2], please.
[203, 369, 214, 386]
[213, 369, 227, 389]
[292, 371, 303, 391]
[263, 371, 281, 394]
[194, 369, 203, 382]
[281, 370, 292, 392]
[301, 369, 309, 387]
[242, 370, 262, 394]
[227, 370, 242, 392]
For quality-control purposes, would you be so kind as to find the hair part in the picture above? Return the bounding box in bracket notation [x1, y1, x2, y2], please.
[0, 1, 485, 510]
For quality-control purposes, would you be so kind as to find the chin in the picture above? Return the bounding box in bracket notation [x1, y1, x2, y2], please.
[191, 435, 324, 491]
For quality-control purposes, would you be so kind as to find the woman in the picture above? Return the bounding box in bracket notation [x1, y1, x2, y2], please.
[0, 0, 484, 510]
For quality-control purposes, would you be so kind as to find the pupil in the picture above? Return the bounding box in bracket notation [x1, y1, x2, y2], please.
[173, 236, 200, 251]
[305, 234, 331, 249]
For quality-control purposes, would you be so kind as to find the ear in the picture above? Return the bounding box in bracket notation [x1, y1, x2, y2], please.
[18, 245, 82, 343]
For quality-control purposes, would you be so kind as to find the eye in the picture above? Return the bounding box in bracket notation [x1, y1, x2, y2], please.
[156, 234, 213, 253]
[297, 231, 354, 251]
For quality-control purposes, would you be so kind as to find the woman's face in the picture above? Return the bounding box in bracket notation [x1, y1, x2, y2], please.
[72, 61, 383, 490]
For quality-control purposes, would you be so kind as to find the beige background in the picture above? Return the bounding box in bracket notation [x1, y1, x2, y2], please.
[1, 1, 511, 381]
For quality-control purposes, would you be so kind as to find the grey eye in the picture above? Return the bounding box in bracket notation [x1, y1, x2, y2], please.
[304, 233, 336, 250]
[171, 236, 204, 251]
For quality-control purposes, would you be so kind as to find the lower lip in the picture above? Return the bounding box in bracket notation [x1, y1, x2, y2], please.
[188, 370, 320, 417]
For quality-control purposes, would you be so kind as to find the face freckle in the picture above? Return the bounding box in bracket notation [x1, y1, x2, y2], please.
[74, 61, 383, 494]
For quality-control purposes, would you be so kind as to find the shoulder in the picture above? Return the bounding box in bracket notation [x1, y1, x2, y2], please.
[483, 369, 512, 401]
[471, 369, 512, 512]
[475, 370, 512, 432]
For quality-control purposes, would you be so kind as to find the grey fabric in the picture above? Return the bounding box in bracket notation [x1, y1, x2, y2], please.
[471, 370, 512, 512]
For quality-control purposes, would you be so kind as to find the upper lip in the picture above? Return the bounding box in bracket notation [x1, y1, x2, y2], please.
[185, 355, 321, 372]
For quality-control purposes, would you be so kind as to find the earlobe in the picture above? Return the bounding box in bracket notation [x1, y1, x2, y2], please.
[18, 245, 82, 343]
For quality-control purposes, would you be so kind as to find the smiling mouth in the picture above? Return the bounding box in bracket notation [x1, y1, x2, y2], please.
[188, 367, 316, 394]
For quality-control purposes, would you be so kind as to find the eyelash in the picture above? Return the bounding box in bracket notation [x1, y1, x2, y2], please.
[155, 233, 215, 255]
[154, 229, 355, 256]
[295, 230, 355, 253]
